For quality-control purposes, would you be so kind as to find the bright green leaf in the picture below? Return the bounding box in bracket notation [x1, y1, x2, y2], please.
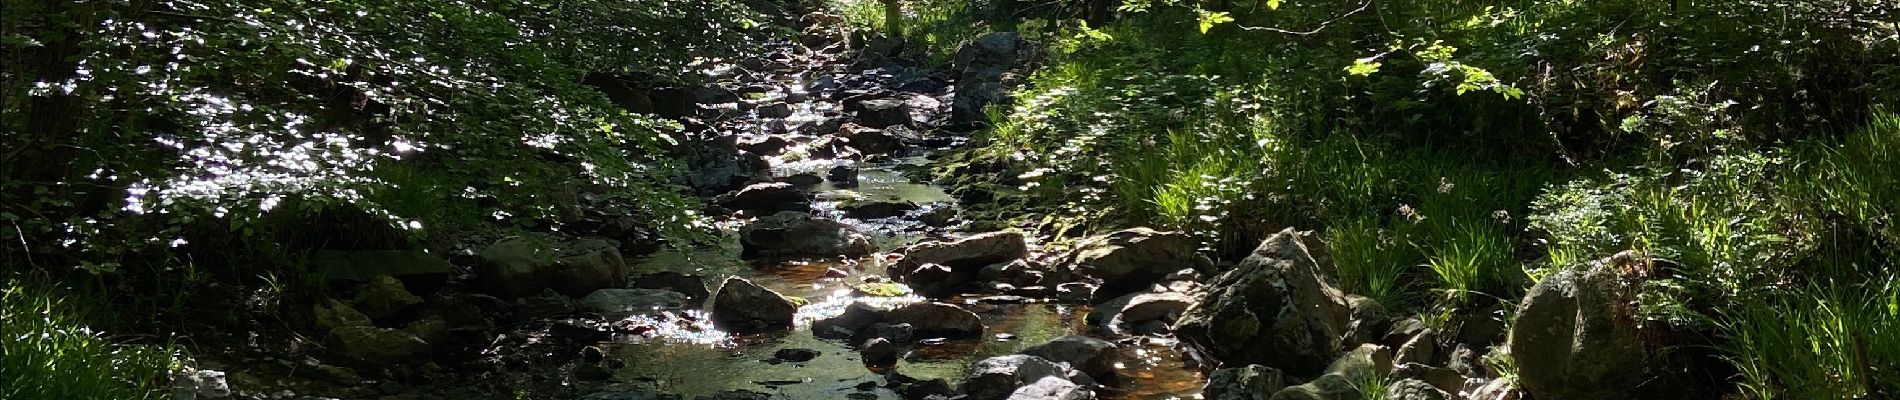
[1198, 10, 1234, 34]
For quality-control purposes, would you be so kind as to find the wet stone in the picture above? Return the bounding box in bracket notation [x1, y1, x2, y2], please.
[773, 348, 821, 362]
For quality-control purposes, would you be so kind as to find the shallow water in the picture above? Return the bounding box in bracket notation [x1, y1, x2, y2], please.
[609, 146, 1203, 399]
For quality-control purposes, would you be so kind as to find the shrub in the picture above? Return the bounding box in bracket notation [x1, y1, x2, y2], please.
[1, 279, 179, 399]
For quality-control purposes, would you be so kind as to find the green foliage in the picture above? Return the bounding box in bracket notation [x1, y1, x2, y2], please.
[1720, 274, 1900, 400]
[2, 279, 179, 400]
[1, 0, 758, 280]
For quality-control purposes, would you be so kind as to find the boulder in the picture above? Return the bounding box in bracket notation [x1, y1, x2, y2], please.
[1508, 251, 1648, 400]
[629, 272, 711, 302]
[717, 182, 810, 214]
[839, 199, 919, 219]
[950, 32, 1035, 126]
[1087, 291, 1194, 335]
[757, 102, 794, 118]
[1020, 336, 1117, 383]
[315, 299, 373, 332]
[827, 165, 859, 187]
[353, 275, 422, 321]
[839, 124, 915, 154]
[1267, 344, 1391, 400]
[1058, 228, 1212, 300]
[579, 289, 689, 318]
[738, 212, 876, 259]
[812, 302, 890, 339]
[890, 231, 1030, 275]
[1204, 364, 1286, 400]
[961, 355, 1069, 400]
[671, 136, 753, 192]
[853, 99, 911, 128]
[710, 277, 798, 333]
[902, 263, 965, 298]
[331, 326, 429, 364]
[403, 315, 449, 346]
[1343, 295, 1391, 347]
[1174, 228, 1349, 376]
[1391, 363, 1465, 395]
[548, 238, 631, 297]
[1385, 379, 1453, 400]
[477, 236, 629, 298]
[170, 368, 231, 400]
[887, 302, 984, 338]
[977, 259, 1044, 287]
[1393, 329, 1438, 366]
[1008, 376, 1094, 400]
[861, 337, 902, 366]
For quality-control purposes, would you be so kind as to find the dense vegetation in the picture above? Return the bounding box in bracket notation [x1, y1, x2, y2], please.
[4, 0, 1897, 398]
[903, 0, 1898, 397]
[4, 0, 760, 397]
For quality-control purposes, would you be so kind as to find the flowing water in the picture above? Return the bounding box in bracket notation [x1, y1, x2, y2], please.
[606, 159, 1205, 399]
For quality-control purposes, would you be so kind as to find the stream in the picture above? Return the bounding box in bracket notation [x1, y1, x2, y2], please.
[589, 36, 1208, 398]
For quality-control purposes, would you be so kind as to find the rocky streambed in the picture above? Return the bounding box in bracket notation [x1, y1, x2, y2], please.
[193, 8, 1643, 400]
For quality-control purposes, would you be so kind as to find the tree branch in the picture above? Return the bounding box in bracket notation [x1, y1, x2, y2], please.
[1234, 0, 1374, 36]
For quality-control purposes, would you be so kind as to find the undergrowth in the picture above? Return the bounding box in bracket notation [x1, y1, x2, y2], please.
[1, 278, 180, 400]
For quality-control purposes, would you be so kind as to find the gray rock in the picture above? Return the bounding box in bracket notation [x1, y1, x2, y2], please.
[865, 322, 915, 345]
[1386, 379, 1453, 400]
[839, 199, 919, 219]
[1175, 228, 1350, 376]
[887, 302, 984, 338]
[1020, 336, 1117, 383]
[1393, 329, 1438, 366]
[1054, 282, 1096, 303]
[1343, 295, 1391, 347]
[902, 263, 964, 298]
[839, 124, 915, 154]
[890, 231, 1030, 276]
[1086, 291, 1194, 335]
[171, 368, 231, 400]
[353, 275, 422, 321]
[738, 212, 876, 259]
[812, 302, 890, 339]
[1008, 376, 1094, 400]
[672, 136, 752, 192]
[1267, 344, 1391, 400]
[962, 355, 1069, 400]
[579, 289, 689, 318]
[314, 299, 372, 332]
[711, 277, 797, 333]
[1057, 228, 1212, 300]
[861, 337, 901, 366]
[1391, 363, 1464, 396]
[757, 102, 794, 118]
[403, 315, 449, 346]
[477, 235, 629, 297]
[1509, 251, 1649, 400]
[629, 272, 711, 302]
[853, 99, 911, 128]
[331, 326, 429, 364]
[918, 206, 957, 227]
[718, 182, 810, 214]
[1467, 378, 1520, 400]
[978, 259, 1043, 287]
[694, 390, 772, 400]
[950, 32, 1036, 126]
[1204, 365, 1286, 400]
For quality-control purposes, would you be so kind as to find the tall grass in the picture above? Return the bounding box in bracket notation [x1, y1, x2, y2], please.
[1720, 274, 1900, 400]
[2, 279, 179, 400]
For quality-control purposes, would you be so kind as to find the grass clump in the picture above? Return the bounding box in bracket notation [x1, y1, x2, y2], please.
[2, 279, 179, 400]
[1720, 274, 1900, 400]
